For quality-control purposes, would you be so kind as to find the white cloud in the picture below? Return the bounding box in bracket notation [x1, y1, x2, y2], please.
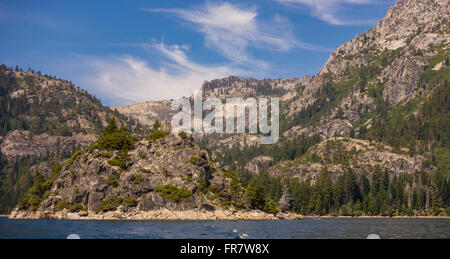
[75, 2, 332, 106]
[60, 2, 335, 106]
[276, 0, 392, 25]
[146, 2, 326, 69]
[79, 42, 240, 105]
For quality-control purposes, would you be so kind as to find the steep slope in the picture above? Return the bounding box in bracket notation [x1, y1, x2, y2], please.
[286, 0, 449, 133]
[0, 65, 147, 213]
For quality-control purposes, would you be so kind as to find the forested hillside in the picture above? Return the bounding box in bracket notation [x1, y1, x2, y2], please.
[0, 65, 148, 213]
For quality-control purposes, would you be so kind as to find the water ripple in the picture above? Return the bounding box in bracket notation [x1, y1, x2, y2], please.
[0, 217, 449, 239]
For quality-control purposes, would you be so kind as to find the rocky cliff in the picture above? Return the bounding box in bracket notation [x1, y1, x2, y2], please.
[319, 0, 449, 105]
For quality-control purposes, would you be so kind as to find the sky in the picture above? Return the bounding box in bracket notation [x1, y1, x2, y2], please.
[0, 0, 395, 106]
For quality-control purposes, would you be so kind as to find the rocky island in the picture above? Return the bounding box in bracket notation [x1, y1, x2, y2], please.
[9, 119, 302, 220]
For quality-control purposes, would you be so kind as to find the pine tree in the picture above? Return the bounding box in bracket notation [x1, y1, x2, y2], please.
[104, 117, 118, 134]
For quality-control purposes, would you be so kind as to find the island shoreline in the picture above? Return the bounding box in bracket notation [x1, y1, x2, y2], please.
[8, 210, 449, 221]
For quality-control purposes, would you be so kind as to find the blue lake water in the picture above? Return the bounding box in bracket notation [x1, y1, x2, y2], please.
[0, 217, 448, 239]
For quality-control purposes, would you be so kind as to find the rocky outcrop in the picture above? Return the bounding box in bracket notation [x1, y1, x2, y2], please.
[267, 138, 430, 183]
[279, 0, 449, 143]
[317, 119, 353, 139]
[10, 131, 291, 219]
[35, 134, 214, 213]
[114, 100, 176, 127]
[244, 156, 273, 174]
[201, 76, 308, 101]
[278, 189, 292, 212]
[320, 0, 449, 76]
[1, 130, 97, 160]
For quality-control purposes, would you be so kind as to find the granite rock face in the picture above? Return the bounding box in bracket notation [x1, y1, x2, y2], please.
[34, 134, 218, 214]
[267, 138, 430, 183]
[1, 130, 96, 160]
[244, 156, 273, 174]
[320, 0, 449, 105]
[114, 100, 176, 127]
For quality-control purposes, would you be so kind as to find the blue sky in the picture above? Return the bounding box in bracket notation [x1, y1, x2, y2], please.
[0, 0, 394, 106]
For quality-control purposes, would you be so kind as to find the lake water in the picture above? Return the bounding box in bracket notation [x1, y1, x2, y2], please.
[0, 217, 448, 239]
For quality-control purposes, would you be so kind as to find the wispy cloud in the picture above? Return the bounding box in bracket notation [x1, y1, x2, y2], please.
[145, 2, 327, 69]
[77, 2, 332, 105]
[78, 42, 240, 105]
[276, 0, 393, 25]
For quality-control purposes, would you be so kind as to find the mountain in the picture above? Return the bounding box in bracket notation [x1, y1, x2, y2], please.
[0, 65, 148, 213]
[110, 0, 450, 216]
[115, 100, 176, 128]
[113, 76, 310, 127]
